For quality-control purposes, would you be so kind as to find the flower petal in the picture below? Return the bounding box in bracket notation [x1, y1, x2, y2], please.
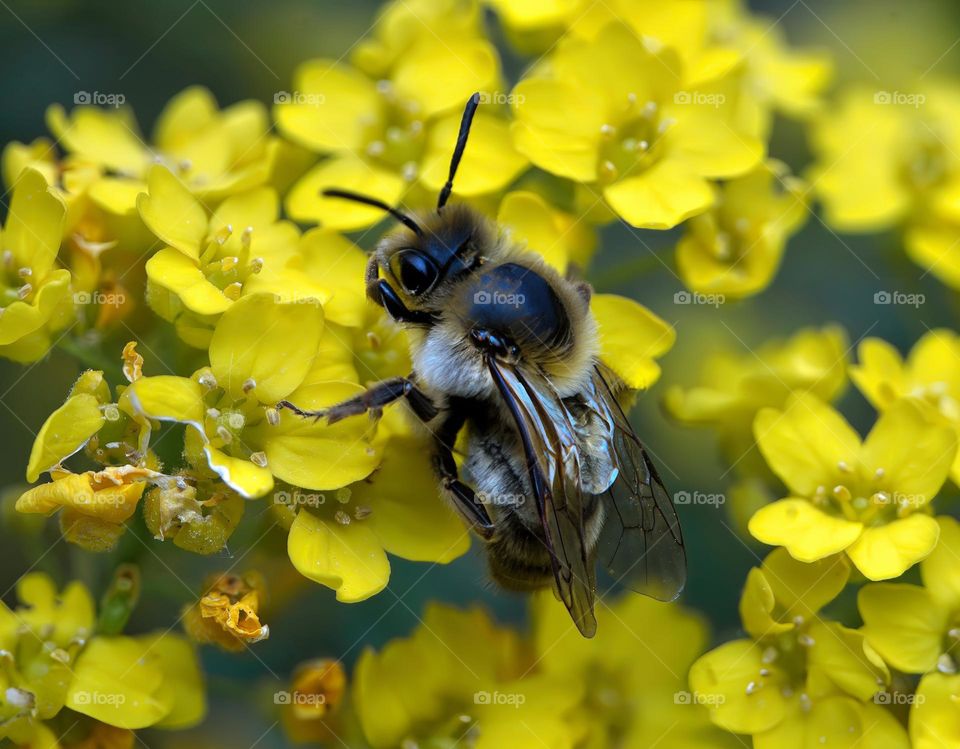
[420, 112, 527, 196]
[203, 445, 274, 499]
[860, 398, 956, 504]
[26, 393, 104, 482]
[285, 154, 405, 230]
[145, 248, 231, 316]
[6, 167, 66, 278]
[137, 166, 208, 259]
[209, 293, 324, 403]
[592, 293, 675, 389]
[688, 639, 787, 734]
[287, 509, 390, 602]
[922, 516, 960, 611]
[603, 159, 714, 229]
[754, 393, 860, 496]
[858, 582, 946, 673]
[749, 498, 863, 562]
[846, 514, 941, 580]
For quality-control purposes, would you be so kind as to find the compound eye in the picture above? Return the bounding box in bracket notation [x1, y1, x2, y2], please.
[391, 249, 438, 296]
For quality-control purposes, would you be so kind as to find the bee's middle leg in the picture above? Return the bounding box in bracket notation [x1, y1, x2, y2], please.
[432, 408, 495, 539]
[278, 375, 437, 424]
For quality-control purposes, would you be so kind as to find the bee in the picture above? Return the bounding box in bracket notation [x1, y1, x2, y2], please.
[279, 93, 685, 637]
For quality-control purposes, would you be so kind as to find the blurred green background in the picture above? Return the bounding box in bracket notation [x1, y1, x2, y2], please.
[2, 0, 960, 745]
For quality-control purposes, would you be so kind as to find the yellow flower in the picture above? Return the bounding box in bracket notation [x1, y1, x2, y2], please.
[0, 573, 205, 745]
[137, 165, 333, 347]
[531, 591, 733, 748]
[510, 22, 763, 229]
[121, 294, 379, 499]
[689, 549, 907, 748]
[141, 479, 245, 555]
[911, 671, 960, 749]
[276, 24, 526, 230]
[749, 393, 956, 579]
[279, 658, 347, 745]
[708, 0, 833, 136]
[859, 516, 960, 675]
[663, 325, 848, 467]
[284, 425, 470, 603]
[183, 572, 270, 652]
[16, 466, 151, 552]
[676, 160, 808, 297]
[0, 167, 73, 363]
[810, 83, 960, 287]
[353, 604, 580, 749]
[47, 86, 288, 213]
[496, 189, 597, 273]
[851, 330, 960, 484]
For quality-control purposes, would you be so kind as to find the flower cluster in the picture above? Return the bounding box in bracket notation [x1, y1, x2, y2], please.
[0, 570, 204, 747]
[4, 0, 957, 747]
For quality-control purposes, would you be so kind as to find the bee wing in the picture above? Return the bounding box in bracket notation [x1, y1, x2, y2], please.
[486, 357, 598, 638]
[590, 364, 686, 601]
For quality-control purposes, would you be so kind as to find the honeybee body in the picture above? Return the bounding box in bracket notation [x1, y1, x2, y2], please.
[282, 94, 685, 636]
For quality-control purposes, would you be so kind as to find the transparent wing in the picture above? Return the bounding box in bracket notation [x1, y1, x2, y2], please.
[590, 364, 686, 601]
[486, 357, 598, 637]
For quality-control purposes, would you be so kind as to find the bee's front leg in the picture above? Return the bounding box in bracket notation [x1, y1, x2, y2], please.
[278, 375, 437, 424]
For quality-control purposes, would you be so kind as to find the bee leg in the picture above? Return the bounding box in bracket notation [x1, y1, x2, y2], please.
[433, 408, 495, 539]
[367, 279, 436, 325]
[278, 376, 437, 424]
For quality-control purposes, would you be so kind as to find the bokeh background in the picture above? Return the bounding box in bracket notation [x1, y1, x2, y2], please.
[1, 0, 960, 745]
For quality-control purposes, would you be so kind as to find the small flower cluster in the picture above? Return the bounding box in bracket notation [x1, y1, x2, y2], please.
[0, 568, 204, 747]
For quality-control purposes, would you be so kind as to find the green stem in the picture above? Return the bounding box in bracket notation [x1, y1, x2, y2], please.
[57, 336, 124, 381]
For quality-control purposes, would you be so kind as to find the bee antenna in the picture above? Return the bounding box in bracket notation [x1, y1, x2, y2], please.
[437, 92, 481, 211]
[322, 189, 424, 237]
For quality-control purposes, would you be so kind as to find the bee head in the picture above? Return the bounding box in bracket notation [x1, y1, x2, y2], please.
[320, 93, 486, 320]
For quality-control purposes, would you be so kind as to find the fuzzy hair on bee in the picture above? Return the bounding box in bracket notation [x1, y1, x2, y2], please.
[279, 93, 685, 638]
